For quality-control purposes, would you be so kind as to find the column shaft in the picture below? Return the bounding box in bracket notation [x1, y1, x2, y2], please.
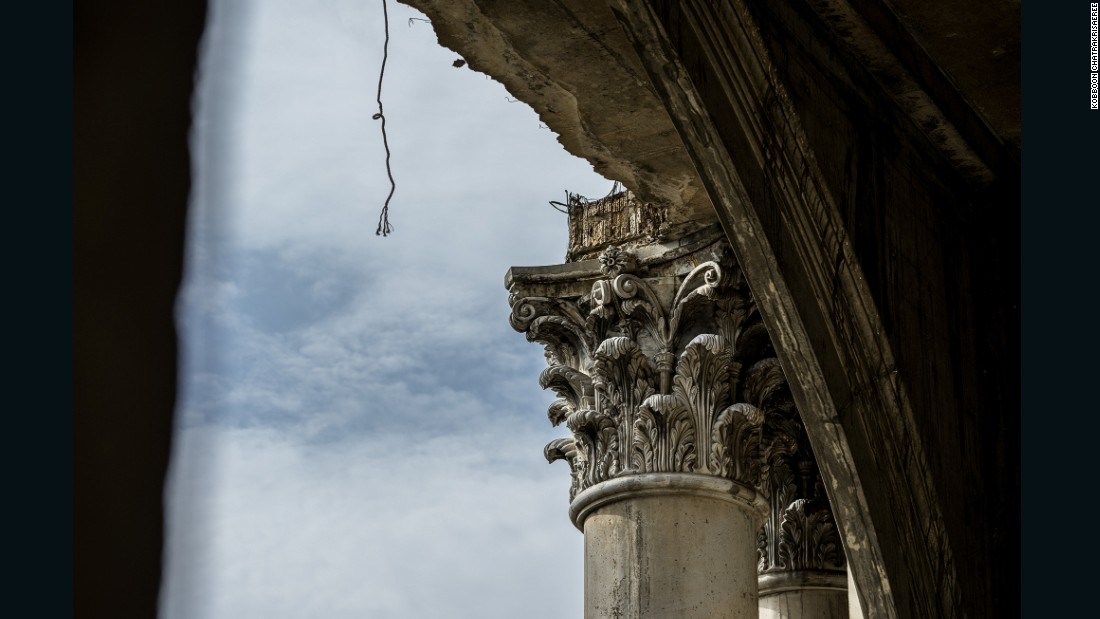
[760, 590, 848, 619]
[574, 475, 763, 619]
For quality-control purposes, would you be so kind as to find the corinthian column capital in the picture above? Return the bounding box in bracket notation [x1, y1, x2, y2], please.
[507, 191, 848, 618]
[757, 400, 848, 593]
[508, 231, 783, 509]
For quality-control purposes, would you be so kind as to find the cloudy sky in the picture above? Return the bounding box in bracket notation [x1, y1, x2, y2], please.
[161, 1, 614, 617]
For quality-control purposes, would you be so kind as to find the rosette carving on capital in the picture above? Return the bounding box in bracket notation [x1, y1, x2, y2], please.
[509, 245, 787, 500]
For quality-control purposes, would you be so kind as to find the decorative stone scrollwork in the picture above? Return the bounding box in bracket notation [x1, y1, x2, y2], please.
[778, 499, 844, 571]
[509, 243, 779, 500]
[754, 370, 847, 576]
[508, 238, 846, 579]
[509, 181, 851, 600]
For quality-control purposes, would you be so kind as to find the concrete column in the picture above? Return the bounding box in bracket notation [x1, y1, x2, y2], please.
[507, 194, 814, 619]
[571, 474, 765, 619]
[759, 572, 848, 619]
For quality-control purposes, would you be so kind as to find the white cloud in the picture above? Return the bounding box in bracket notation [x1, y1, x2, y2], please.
[163, 424, 582, 619]
[167, 0, 602, 616]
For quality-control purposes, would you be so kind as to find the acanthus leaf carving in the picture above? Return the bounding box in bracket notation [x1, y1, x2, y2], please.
[565, 408, 619, 490]
[515, 245, 778, 496]
[544, 437, 582, 500]
[510, 293, 600, 371]
[539, 365, 593, 411]
[592, 337, 655, 476]
[757, 405, 847, 576]
[609, 273, 669, 350]
[672, 334, 732, 474]
[512, 241, 844, 577]
[544, 437, 577, 465]
[713, 402, 764, 486]
[526, 315, 589, 370]
[633, 394, 695, 474]
[741, 358, 788, 410]
[774, 498, 845, 572]
[547, 398, 572, 427]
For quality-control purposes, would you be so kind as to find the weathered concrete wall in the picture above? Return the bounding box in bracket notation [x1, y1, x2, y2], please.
[565, 190, 669, 261]
[75, 2, 208, 617]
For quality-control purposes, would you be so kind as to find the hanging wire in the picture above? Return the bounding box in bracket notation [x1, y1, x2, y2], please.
[373, 0, 395, 236]
[548, 181, 625, 214]
[549, 190, 580, 214]
[603, 180, 623, 199]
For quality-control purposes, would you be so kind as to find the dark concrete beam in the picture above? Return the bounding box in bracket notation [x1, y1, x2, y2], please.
[607, 0, 1017, 617]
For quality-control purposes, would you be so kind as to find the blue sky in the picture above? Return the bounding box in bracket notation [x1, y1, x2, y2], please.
[161, 0, 613, 616]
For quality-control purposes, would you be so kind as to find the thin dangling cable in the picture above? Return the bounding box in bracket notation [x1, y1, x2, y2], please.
[373, 0, 395, 236]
